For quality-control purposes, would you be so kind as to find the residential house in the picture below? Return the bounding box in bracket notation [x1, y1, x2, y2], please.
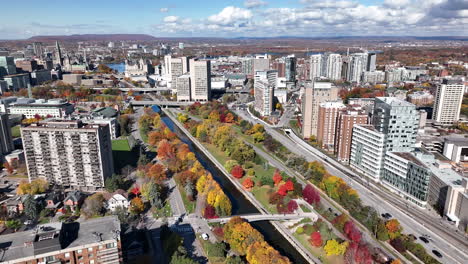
[63, 190, 85, 212]
[105, 189, 130, 212]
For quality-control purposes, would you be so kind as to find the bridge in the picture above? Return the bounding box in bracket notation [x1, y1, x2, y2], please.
[206, 213, 318, 224]
[91, 87, 172, 92]
[130, 100, 193, 107]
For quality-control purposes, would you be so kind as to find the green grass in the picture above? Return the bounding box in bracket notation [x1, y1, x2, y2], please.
[11, 125, 21, 138]
[252, 186, 277, 213]
[300, 205, 312, 213]
[112, 139, 131, 151]
[199, 239, 226, 264]
[293, 233, 345, 264]
[177, 185, 195, 214]
[153, 202, 172, 218]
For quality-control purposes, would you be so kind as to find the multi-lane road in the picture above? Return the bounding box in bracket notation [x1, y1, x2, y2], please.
[234, 107, 468, 264]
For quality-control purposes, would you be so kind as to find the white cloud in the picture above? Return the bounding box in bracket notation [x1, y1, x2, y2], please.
[160, 8, 169, 13]
[244, 0, 267, 8]
[163, 16, 178, 23]
[208, 6, 253, 25]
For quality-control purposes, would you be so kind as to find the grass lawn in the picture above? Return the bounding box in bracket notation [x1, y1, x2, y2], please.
[293, 233, 345, 264]
[152, 202, 172, 218]
[300, 204, 312, 212]
[203, 143, 229, 165]
[177, 185, 195, 214]
[252, 185, 277, 213]
[199, 239, 226, 264]
[11, 125, 21, 138]
[112, 139, 131, 151]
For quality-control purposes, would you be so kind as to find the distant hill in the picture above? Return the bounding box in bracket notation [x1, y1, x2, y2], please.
[27, 34, 158, 42]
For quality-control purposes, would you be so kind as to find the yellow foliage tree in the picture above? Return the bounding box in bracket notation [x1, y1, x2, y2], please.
[323, 239, 348, 256]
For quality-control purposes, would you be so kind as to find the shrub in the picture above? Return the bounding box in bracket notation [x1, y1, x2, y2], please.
[296, 227, 304, 234]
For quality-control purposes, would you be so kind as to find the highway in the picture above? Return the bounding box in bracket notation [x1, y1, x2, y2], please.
[234, 107, 468, 264]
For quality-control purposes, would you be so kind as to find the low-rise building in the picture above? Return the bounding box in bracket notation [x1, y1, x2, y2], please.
[407, 91, 434, 106]
[3, 73, 30, 91]
[9, 99, 74, 118]
[444, 178, 468, 230]
[105, 190, 130, 211]
[0, 216, 122, 264]
[443, 137, 468, 163]
[62, 74, 83, 85]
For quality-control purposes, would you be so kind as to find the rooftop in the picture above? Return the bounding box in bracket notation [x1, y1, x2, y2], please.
[376, 97, 415, 107]
[0, 216, 120, 263]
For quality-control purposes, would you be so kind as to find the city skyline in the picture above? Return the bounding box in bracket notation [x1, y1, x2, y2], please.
[0, 0, 467, 39]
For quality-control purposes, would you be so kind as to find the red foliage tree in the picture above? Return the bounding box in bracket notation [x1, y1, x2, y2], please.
[344, 221, 361, 243]
[268, 192, 284, 205]
[131, 186, 140, 196]
[284, 180, 294, 191]
[242, 178, 254, 190]
[287, 200, 298, 213]
[355, 244, 372, 264]
[231, 165, 244, 179]
[277, 184, 289, 196]
[212, 226, 224, 239]
[273, 170, 283, 185]
[204, 205, 217, 219]
[309, 231, 323, 247]
[303, 184, 320, 205]
[276, 202, 288, 213]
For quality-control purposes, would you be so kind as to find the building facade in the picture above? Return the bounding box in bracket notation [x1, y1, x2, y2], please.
[316, 101, 345, 151]
[433, 79, 465, 125]
[334, 107, 368, 163]
[3, 73, 31, 91]
[324, 53, 342, 81]
[9, 99, 74, 118]
[254, 70, 277, 116]
[189, 59, 211, 102]
[176, 74, 191, 102]
[0, 113, 14, 158]
[21, 120, 114, 190]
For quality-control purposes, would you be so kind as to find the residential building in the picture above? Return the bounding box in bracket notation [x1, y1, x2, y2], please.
[3, 73, 30, 91]
[176, 74, 191, 102]
[324, 53, 342, 81]
[272, 61, 286, 77]
[367, 52, 377, 71]
[254, 70, 277, 116]
[309, 54, 322, 80]
[105, 190, 130, 211]
[189, 59, 211, 102]
[316, 101, 345, 150]
[301, 81, 339, 138]
[347, 53, 367, 83]
[443, 137, 468, 163]
[253, 54, 270, 72]
[444, 178, 468, 229]
[362, 71, 385, 83]
[170, 57, 190, 89]
[334, 106, 368, 163]
[285, 56, 296, 82]
[382, 151, 432, 207]
[241, 58, 254, 76]
[407, 91, 434, 106]
[9, 99, 74, 118]
[0, 56, 16, 77]
[0, 113, 14, 157]
[0, 216, 122, 264]
[21, 120, 114, 191]
[433, 79, 465, 125]
[350, 124, 386, 181]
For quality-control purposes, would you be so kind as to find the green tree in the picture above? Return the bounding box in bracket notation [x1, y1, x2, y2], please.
[141, 181, 163, 209]
[226, 256, 245, 264]
[5, 219, 22, 230]
[24, 195, 38, 220]
[105, 174, 125, 192]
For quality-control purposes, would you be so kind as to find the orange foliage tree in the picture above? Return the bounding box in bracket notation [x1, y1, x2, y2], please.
[273, 170, 283, 185]
[147, 164, 167, 183]
[242, 178, 254, 190]
[309, 231, 323, 247]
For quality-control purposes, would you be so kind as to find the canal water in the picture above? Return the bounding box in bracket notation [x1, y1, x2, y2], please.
[161, 113, 309, 264]
[106, 63, 125, 73]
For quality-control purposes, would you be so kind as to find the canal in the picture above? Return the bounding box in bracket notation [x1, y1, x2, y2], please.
[160, 112, 309, 264]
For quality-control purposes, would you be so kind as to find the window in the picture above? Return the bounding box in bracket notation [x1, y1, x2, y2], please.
[106, 242, 116, 249]
[46, 256, 55, 261]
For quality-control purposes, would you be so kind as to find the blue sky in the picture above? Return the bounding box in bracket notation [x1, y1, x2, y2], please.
[0, 0, 466, 39]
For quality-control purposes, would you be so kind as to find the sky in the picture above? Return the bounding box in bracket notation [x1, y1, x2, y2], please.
[0, 0, 467, 39]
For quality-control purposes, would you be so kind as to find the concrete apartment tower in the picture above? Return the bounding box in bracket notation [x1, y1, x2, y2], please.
[433, 79, 465, 126]
[189, 59, 211, 102]
[21, 120, 114, 191]
[325, 53, 343, 81]
[176, 74, 191, 102]
[334, 106, 368, 163]
[0, 113, 14, 160]
[316, 101, 346, 150]
[301, 81, 339, 139]
[254, 70, 277, 116]
[309, 54, 322, 80]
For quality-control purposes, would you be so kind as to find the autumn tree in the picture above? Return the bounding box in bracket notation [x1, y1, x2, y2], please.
[82, 193, 106, 218]
[3, 162, 13, 174]
[287, 200, 298, 213]
[17, 179, 49, 195]
[147, 164, 167, 183]
[204, 205, 217, 219]
[223, 217, 264, 255]
[385, 219, 402, 239]
[231, 165, 244, 179]
[273, 170, 283, 185]
[225, 113, 235, 123]
[344, 221, 361, 243]
[324, 239, 349, 256]
[277, 180, 294, 196]
[130, 197, 145, 215]
[224, 160, 239, 173]
[303, 184, 320, 205]
[157, 139, 176, 162]
[309, 232, 323, 247]
[242, 178, 254, 190]
[246, 241, 291, 264]
[141, 181, 163, 209]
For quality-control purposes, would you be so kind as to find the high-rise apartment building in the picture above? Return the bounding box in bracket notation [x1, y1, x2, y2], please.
[433, 79, 465, 125]
[176, 74, 191, 102]
[309, 54, 322, 80]
[242, 58, 254, 76]
[324, 54, 342, 81]
[21, 120, 114, 191]
[0, 216, 122, 264]
[189, 59, 211, 102]
[254, 70, 277, 116]
[272, 61, 286, 77]
[0, 113, 14, 158]
[32, 42, 44, 58]
[367, 52, 377, 71]
[301, 81, 339, 138]
[316, 101, 345, 150]
[334, 106, 368, 163]
[350, 124, 386, 181]
[254, 55, 270, 73]
[285, 56, 297, 82]
[347, 53, 367, 83]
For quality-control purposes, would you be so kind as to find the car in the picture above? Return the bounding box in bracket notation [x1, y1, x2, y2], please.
[419, 236, 429, 243]
[381, 213, 392, 219]
[201, 233, 209, 241]
[432, 250, 442, 258]
[24, 220, 33, 225]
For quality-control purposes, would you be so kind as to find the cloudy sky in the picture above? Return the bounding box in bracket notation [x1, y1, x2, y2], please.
[0, 0, 466, 39]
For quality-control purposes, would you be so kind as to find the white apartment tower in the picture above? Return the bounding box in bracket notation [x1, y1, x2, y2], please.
[176, 74, 191, 102]
[347, 53, 367, 83]
[189, 59, 211, 102]
[433, 79, 465, 126]
[325, 54, 343, 80]
[309, 54, 322, 80]
[254, 70, 277, 116]
[21, 120, 114, 191]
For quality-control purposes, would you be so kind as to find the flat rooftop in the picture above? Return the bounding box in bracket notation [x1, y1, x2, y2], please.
[0, 216, 120, 262]
[376, 97, 415, 107]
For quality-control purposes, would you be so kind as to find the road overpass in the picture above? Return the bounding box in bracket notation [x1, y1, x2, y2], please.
[91, 87, 172, 92]
[130, 100, 192, 107]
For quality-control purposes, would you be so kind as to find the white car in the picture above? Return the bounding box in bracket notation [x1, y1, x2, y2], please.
[201, 233, 209, 241]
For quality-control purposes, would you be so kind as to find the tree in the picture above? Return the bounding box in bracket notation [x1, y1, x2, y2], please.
[5, 219, 22, 231]
[231, 165, 244, 179]
[223, 218, 264, 255]
[17, 179, 48, 195]
[303, 184, 320, 205]
[306, 161, 326, 183]
[273, 171, 283, 185]
[147, 164, 167, 183]
[170, 246, 198, 264]
[204, 205, 217, 219]
[390, 238, 406, 253]
[246, 241, 291, 264]
[24, 195, 38, 220]
[309, 231, 323, 247]
[385, 219, 402, 239]
[225, 113, 235, 123]
[224, 160, 239, 173]
[82, 193, 106, 218]
[226, 256, 245, 264]
[278, 181, 293, 196]
[3, 162, 13, 174]
[287, 200, 298, 213]
[252, 132, 265, 143]
[324, 239, 349, 256]
[184, 181, 195, 201]
[157, 139, 175, 161]
[105, 174, 125, 192]
[332, 214, 349, 232]
[130, 197, 145, 215]
[242, 178, 254, 190]
[141, 181, 163, 209]
[344, 221, 361, 243]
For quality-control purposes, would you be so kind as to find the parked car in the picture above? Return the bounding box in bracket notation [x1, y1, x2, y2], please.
[381, 213, 392, 219]
[201, 233, 209, 241]
[419, 236, 429, 243]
